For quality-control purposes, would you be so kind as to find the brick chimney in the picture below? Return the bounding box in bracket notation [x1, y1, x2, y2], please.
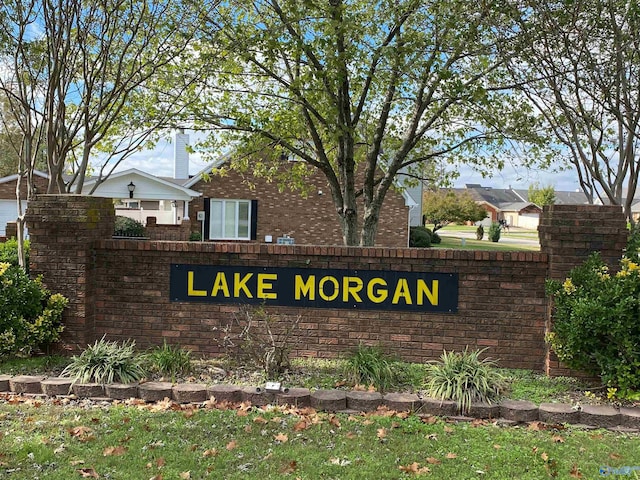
[174, 129, 189, 180]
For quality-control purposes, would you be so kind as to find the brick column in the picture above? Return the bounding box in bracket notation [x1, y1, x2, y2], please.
[538, 204, 628, 376]
[26, 195, 115, 350]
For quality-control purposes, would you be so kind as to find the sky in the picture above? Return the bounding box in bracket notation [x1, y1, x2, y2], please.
[112, 132, 581, 193]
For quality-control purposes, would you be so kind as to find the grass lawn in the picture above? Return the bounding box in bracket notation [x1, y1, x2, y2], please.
[1, 398, 639, 479]
[1, 356, 637, 479]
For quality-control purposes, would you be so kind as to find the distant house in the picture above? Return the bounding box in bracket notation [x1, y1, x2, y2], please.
[455, 184, 592, 229]
[182, 152, 421, 248]
[0, 171, 49, 237]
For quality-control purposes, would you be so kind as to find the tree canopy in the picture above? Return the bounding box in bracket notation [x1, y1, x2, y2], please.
[528, 182, 555, 206]
[422, 190, 488, 232]
[183, 0, 540, 246]
[503, 0, 640, 221]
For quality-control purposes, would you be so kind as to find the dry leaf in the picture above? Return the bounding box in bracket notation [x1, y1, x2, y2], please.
[493, 444, 501, 450]
[609, 453, 622, 460]
[156, 458, 166, 467]
[377, 428, 387, 439]
[226, 440, 238, 450]
[541, 452, 549, 462]
[443, 426, 454, 433]
[293, 420, 309, 432]
[329, 416, 341, 428]
[203, 449, 218, 458]
[102, 446, 126, 457]
[279, 461, 298, 474]
[345, 431, 356, 439]
[445, 452, 457, 459]
[253, 416, 268, 424]
[426, 457, 441, 465]
[77, 467, 99, 478]
[421, 415, 437, 425]
[551, 435, 565, 443]
[274, 433, 288, 443]
[398, 462, 430, 474]
[569, 464, 582, 478]
[179, 472, 191, 479]
[244, 425, 252, 433]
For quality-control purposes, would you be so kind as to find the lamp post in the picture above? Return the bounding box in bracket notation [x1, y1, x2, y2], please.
[127, 181, 135, 199]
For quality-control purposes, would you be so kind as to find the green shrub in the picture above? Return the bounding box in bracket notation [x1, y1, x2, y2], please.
[424, 347, 505, 414]
[409, 226, 431, 247]
[144, 341, 192, 380]
[488, 222, 501, 242]
[345, 343, 396, 392]
[189, 232, 202, 241]
[0, 238, 29, 268]
[430, 231, 441, 244]
[0, 262, 67, 357]
[546, 238, 640, 396]
[114, 216, 145, 237]
[61, 337, 146, 384]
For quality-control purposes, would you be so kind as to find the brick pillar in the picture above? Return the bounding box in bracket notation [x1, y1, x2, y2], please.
[538, 204, 628, 376]
[25, 195, 115, 350]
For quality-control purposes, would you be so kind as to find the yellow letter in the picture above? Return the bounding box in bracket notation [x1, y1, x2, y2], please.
[295, 275, 315, 300]
[367, 278, 388, 303]
[257, 273, 277, 299]
[417, 279, 439, 306]
[392, 278, 412, 305]
[234, 273, 253, 298]
[187, 271, 207, 297]
[318, 276, 339, 301]
[343, 276, 363, 302]
[211, 272, 230, 297]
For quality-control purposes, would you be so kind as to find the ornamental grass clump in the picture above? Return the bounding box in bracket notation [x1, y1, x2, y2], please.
[424, 347, 505, 414]
[546, 230, 640, 397]
[144, 341, 192, 381]
[62, 336, 146, 384]
[345, 343, 397, 392]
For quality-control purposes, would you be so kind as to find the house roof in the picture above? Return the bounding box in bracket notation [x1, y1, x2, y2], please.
[0, 170, 49, 185]
[81, 168, 202, 201]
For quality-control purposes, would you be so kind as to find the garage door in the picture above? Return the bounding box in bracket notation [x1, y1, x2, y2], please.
[0, 199, 27, 237]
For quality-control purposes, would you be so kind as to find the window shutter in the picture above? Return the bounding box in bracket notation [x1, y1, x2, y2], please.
[203, 198, 210, 240]
[250, 199, 258, 240]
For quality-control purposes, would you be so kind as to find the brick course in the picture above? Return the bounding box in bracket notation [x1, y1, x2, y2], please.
[24, 196, 628, 374]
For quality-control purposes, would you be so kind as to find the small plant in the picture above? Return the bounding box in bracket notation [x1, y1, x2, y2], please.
[345, 343, 396, 391]
[424, 347, 505, 414]
[0, 238, 29, 268]
[0, 262, 67, 357]
[476, 225, 484, 240]
[409, 226, 431, 248]
[214, 305, 302, 380]
[144, 341, 192, 381]
[188, 231, 202, 241]
[546, 231, 640, 396]
[61, 336, 146, 384]
[114, 216, 146, 237]
[488, 222, 501, 242]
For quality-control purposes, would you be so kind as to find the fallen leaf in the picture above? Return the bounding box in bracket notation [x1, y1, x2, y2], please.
[541, 452, 549, 462]
[226, 440, 237, 450]
[421, 416, 437, 425]
[244, 425, 252, 433]
[70, 460, 84, 466]
[179, 472, 191, 479]
[528, 421, 543, 431]
[253, 416, 268, 424]
[443, 425, 454, 433]
[493, 444, 501, 450]
[551, 435, 565, 443]
[274, 433, 288, 443]
[203, 449, 218, 458]
[279, 460, 298, 474]
[77, 467, 99, 478]
[426, 457, 441, 464]
[345, 431, 356, 439]
[445, 452, 457, 459]
[609, 453, 622, 460]
[398, 462, 430, 474]
[329, 415, 341, 428]
[377, 428, 387, 439]
[156, 458, 166, 467]
[569, 464, 582, 478]
[102, 446, 126, 456]
[293, 420, 309, 432]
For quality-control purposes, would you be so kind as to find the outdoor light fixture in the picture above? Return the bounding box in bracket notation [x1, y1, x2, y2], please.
[127, 181, 135, 199]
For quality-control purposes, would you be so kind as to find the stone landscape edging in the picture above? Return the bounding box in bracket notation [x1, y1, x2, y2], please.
[1, 374, 639, 432]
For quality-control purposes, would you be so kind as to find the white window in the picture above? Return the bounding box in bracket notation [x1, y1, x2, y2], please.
[209, 199, 252, 240]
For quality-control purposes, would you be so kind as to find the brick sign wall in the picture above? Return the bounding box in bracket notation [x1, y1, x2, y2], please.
[25, 196, 628, 373]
